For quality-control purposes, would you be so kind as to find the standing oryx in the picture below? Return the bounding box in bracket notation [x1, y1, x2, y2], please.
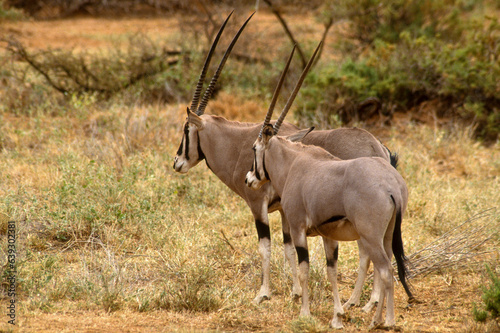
[172, 12, 408, 310]
[245, 43, 412, 329]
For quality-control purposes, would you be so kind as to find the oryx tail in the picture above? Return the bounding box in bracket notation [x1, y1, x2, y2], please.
[391, 195, 413, 300]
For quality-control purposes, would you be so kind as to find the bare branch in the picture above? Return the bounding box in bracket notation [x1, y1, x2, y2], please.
[263, 0, 307, 69]
[404, 208, 498, 279]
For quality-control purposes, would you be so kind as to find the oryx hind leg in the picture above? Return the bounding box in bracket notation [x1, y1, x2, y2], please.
[362, 270, 381, 313]
[280, 209, 302, 299]
[323, 238, 344, 329]
[359, 237, 394, 329]
[379, 208, 397, 327]
[252, 208, 272, 304]
[343, 240, 382, 313]
[353, 203, 396, 328]
[344, 240, 370, 309]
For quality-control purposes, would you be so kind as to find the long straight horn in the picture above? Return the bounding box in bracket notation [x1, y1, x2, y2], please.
[196, 12, 255, 116]
[258, 45, 296, 138]
[273, 41, 322, 134]
[190, 11, 234, 113]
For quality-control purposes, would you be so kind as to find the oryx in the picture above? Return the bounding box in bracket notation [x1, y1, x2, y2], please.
[245, 43, 413, 329]
[172, 13, 406, 309]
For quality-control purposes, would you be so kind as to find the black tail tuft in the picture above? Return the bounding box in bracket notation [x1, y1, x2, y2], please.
[392, 198, 413, 300]
[390, 152, 399, 169]
[383, 145, 399, 169]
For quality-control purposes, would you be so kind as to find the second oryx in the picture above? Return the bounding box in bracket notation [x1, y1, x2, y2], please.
[245, 43, 413, 329]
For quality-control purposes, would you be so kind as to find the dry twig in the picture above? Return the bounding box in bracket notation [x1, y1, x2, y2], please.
[405, 208, 498, 279]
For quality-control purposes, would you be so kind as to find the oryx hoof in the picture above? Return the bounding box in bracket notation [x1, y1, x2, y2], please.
[343, 301, 359, 310]
[253, 294, 270, 305]
[368, 321, 384, 331]
[330, 312, 345, 329]
[368, 322, 396, 331]
[292, 292, 301, 301]
[299, 308, 311, 317]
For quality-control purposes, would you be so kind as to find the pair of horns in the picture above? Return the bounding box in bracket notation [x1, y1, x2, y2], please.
[190, 11, 255, 116]
[259, 41, 322, 138]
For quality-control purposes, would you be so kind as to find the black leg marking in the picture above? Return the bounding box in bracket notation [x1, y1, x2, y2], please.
[255, 219, 271, 240]
[295, 246, 309, 264]
[283, 232, 292, 244]
[326, 258, 335, 267]
[326, 245, 338, 267]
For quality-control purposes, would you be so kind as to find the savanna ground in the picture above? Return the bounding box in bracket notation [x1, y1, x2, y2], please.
[0, 5, 499, 333]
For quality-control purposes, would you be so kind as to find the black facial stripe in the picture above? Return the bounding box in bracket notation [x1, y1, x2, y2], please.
[252, 150, 260, 180]
[262, 151, 270, 181]
[296, 246, 309, 264]
[183, 124, 190, 160]
[196, 130, 205, 161]
[255, 219, 271, 240]
[176, 136, 184, 156]
[283, 232, 292, 244]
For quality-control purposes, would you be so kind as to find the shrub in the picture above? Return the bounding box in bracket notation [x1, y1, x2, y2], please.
[319, 0, 486, 53]
[473, 265, 500, 322]
[295, 11, 500, 142]
[0, 0, 25, 21]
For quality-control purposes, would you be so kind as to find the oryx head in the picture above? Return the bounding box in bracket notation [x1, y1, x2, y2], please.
[173, 11, 254, 173]
[245, 43, 321, 189]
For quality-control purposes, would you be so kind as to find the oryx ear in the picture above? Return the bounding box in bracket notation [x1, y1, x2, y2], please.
[187, 107, 205, 129]
[286, 127, 314, 142]
[261, 124, 275, 143]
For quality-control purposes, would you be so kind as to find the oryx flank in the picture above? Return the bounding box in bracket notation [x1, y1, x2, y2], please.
[245, 44, 413, 329]
[172, 13, 406, 309]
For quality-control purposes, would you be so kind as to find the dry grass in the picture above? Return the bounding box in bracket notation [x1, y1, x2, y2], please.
[0, 14, 499, 333]
[0, 100, 498, 332]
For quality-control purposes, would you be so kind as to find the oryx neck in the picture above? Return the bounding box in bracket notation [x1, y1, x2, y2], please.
[264, 137, 303, 197]
[197, 115, 261, 195]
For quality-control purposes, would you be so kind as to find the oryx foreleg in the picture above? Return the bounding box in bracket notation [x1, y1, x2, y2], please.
[252, 208, 272, 304]
[280, 209, 302, 299]
[291, 227, 310, 317]
[323, 238, 344, 329]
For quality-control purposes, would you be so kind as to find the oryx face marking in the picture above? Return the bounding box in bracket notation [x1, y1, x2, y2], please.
[245, 138, 269, 190]
[173, 120, 204, 173]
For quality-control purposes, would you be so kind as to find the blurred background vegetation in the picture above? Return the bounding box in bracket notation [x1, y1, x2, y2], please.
[1, 0, 499, 143]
